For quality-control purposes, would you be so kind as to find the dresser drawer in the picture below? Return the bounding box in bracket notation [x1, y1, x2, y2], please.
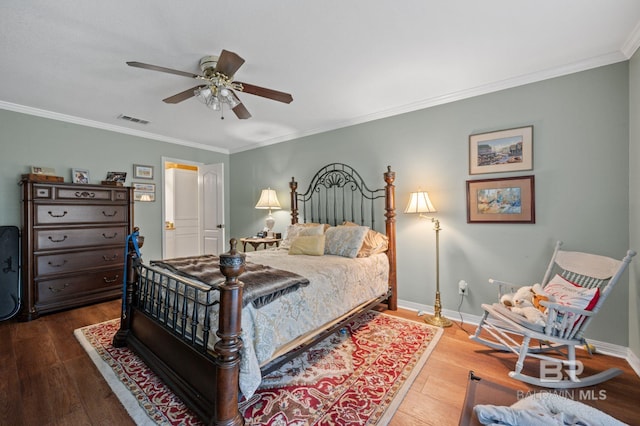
[36, 269, 121, 304]
[35, 226, 128, 251]
[32, 185, 129, 202]
[35, 204, 128, 225]
[35, 247, 124, 276]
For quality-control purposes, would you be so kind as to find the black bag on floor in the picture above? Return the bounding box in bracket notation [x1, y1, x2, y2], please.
[0, 226, 20, 321]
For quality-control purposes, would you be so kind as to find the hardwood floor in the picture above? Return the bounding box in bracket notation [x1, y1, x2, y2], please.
[1, 300, 638, 425]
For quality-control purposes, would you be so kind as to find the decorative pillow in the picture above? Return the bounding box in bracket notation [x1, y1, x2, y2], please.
[543, 274, 600, 329]
[280, 223, 325, 249]
[288, 235, 326, 256]
[324, 225, 369, 258]
[544, 274, 600, 311]
[342, 221, 389, 257]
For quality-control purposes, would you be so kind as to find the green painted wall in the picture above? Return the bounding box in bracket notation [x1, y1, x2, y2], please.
[0, 61, 634, 349]
[0, 110, 229, 261]
[629, 50, 640, 359]
[230, 62, 632, 346]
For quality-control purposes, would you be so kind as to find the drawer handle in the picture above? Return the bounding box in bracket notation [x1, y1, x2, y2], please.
[102, 232, 118, 239]
[102, 210, 118, 217]
[48, 260, 68, 267]
[103, 275, 119, 284]
[48, 211, 68, 218]
[48, 235, 68, 243]
[74, 191, 96, 198]
[102, 254, 118, 261]
[48, 283, 70, 293]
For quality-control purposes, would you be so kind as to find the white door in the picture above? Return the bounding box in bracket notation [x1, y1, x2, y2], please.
[173, 167, 200, 257]
[200, 163, 225, 254]
[162, 159, 225, 258]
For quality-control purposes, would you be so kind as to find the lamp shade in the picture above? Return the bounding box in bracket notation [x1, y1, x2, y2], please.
[404, 191, 437, 214]
[255, 188, 281, 210]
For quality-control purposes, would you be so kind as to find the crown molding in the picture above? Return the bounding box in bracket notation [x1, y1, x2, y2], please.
[622, 21, 640, 58]
[0, 101, 229, 154]
[231, 50, 629, 153]
[2, 48, 631, 156]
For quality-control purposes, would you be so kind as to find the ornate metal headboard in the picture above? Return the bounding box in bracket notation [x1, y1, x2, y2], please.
[289, 162, 397, 311]
[289, 163, 392, 231]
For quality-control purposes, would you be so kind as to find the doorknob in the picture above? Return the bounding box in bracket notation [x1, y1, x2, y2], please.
[216, 224, 225, 229]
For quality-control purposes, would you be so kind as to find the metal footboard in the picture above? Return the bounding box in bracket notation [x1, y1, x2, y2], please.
[136, 263, 220, 353]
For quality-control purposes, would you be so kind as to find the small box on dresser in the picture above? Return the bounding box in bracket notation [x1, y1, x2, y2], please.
[19, 178, 134, 321]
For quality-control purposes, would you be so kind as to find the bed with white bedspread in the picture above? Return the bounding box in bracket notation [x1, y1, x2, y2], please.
[113, 163, 398, 425]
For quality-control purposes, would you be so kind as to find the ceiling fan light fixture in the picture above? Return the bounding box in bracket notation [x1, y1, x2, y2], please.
[227, 92, 240, 108]
[127, 49, 291, 120]
[194, 86, 212, 103]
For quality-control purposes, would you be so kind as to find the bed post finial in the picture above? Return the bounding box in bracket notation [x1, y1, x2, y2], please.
[216, 240, 246, 426]
[384, 166, 397, 311]
[290, 177, 299, 224]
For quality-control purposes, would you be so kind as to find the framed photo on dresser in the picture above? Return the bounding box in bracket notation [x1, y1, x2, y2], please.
[72, 168, 90, 184]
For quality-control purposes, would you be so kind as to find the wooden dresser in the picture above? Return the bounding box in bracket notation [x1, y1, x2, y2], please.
[19, 179, 134, 320]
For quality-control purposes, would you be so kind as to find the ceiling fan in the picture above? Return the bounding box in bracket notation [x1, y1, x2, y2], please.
[127, 49, 293, 120]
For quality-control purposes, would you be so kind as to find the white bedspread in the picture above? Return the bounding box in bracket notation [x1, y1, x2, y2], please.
[141, 248, 389, 397]
[239, 248, 389, 397]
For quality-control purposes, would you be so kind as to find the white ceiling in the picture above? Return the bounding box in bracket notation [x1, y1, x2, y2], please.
[2, 1, 640, 154]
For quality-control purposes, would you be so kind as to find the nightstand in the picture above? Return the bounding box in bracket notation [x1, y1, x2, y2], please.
[240, 237, 282, 252]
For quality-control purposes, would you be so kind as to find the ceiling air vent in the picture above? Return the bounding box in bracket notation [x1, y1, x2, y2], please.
[117, 114, 150, 125]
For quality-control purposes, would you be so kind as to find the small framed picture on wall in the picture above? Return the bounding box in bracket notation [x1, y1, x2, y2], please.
[133, 164, 154, 179]
[466, 175, 535, 223]
[469, 126, 533, 175]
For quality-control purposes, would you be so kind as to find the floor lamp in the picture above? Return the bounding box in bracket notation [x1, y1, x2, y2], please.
[405, 190, 452, 328]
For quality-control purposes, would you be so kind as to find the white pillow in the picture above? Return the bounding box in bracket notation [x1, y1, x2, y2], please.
[280, 223, 325, 249]
[544, 274, 600, 311]
[543, 274, 600, 329]
[324, 225, 369, 258]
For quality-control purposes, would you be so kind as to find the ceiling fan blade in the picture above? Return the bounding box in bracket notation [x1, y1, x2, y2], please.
[163, 85, 206, 104]
[232, 102, 252, 120]
[127, 61, 200, 79]
[236, 82, 293, 104]
[214, 50, 245, 77]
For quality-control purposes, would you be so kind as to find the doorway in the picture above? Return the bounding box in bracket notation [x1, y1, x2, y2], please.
[162, 157, 225, 259]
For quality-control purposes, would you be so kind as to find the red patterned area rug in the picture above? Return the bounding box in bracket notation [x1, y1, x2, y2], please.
[75, 311, 442, 425]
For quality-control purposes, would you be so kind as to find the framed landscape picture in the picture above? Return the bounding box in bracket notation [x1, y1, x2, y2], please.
[466, 175, 535, 223]
[133, 182, 156, 202]
[133, 164, 154, 179]
[469, 126, 533, 175]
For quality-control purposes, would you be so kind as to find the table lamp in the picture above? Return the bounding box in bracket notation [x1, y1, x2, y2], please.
[255, 188, 281, 237]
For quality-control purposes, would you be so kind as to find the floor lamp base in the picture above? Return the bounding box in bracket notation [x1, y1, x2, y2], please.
[423, 314, 453, 328]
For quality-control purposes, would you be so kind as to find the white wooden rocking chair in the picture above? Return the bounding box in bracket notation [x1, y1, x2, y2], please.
[470, 241, 636, 388]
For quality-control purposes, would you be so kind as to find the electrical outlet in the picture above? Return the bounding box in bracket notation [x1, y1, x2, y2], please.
[458, 280, 468, 295]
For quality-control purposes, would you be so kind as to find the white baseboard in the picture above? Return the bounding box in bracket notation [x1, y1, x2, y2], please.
[627, 348, 640, 377]
[398, 299, 639, 377]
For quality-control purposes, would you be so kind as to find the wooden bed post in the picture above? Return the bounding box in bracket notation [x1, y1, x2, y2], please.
[384, 166, 398, 311]
[289, 177, 299, 224]
[216, 239, 246, 426]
